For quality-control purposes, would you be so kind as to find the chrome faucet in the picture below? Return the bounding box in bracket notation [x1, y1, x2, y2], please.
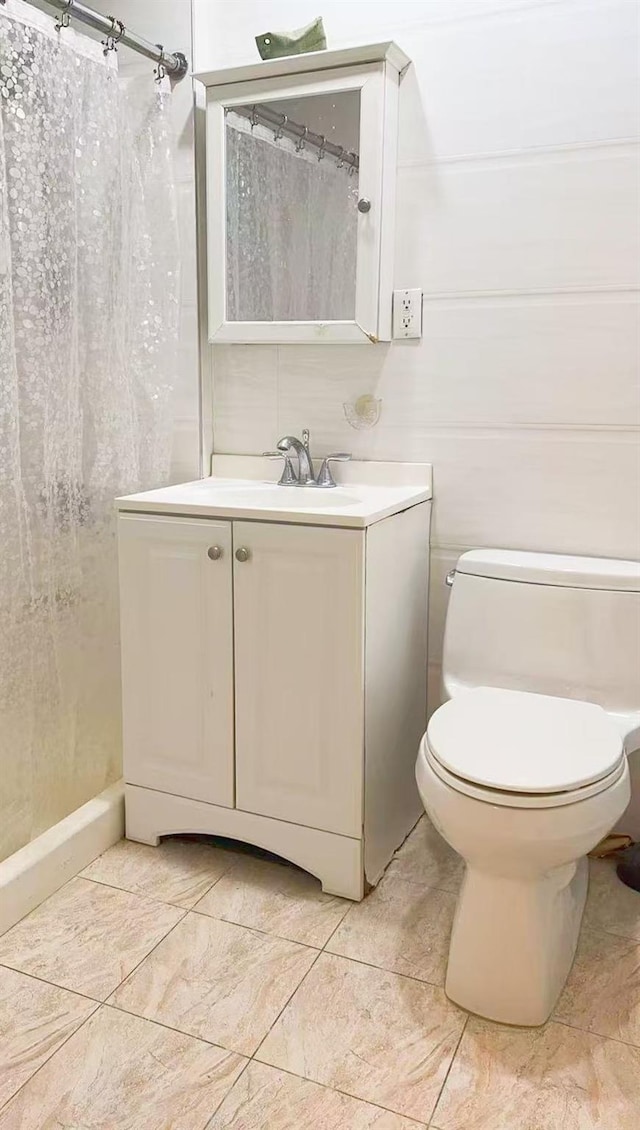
[264, 428, 351, 487]
[276, 429, 316, 485]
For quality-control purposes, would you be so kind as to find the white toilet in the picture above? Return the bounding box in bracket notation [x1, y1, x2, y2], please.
[416, 549, 640, 1027]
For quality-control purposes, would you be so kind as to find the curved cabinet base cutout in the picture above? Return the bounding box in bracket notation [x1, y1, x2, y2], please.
[125, 784, 364, 900]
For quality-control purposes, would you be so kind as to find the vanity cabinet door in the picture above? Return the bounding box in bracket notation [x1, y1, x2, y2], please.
[233, 521, 365, 837]
[118, 514, 234, 807]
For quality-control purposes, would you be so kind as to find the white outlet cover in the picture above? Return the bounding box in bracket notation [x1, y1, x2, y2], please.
[393, 289, 422, 339]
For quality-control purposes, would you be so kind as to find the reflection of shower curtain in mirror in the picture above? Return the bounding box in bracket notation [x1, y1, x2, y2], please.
[226, 114, 358, 321]
[0, 0, 179, 861]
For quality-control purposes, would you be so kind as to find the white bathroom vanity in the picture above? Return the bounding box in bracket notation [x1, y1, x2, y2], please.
[116, 457, 431, 899]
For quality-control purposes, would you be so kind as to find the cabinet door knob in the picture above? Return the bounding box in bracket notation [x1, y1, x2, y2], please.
[207, 545, 223, 561]
[357, 197, 371, 214]
[235, 546, 251, 563]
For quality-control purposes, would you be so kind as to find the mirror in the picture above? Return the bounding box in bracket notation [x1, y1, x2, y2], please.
[224, 90, 361, 323]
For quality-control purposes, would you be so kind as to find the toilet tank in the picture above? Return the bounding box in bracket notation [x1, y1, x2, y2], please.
[442, 550, 640, 741]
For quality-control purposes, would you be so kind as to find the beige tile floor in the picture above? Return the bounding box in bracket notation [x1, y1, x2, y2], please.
[0, 819, 639, 1129]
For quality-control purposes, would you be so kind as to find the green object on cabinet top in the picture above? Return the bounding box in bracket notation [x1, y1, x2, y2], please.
[256, 16, 327, 61]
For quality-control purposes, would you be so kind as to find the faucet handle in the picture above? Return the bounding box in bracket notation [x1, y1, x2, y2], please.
[315, 452, 352, 489]
[263, 451, 298, 486]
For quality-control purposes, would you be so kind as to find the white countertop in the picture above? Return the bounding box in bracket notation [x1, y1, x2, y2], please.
[116, 457, 432, 529]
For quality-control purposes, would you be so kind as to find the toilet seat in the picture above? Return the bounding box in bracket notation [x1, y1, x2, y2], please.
[424, 687, 625, 809]
[421, 735, 627, 809]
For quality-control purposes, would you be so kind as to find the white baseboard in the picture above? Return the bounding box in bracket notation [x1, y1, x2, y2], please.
[0, 781, 125, 936]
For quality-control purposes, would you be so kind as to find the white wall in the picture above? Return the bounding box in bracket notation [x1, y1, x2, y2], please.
[194, 0, 640, 705]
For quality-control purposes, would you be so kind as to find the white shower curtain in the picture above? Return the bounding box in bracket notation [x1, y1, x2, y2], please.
[0, 0, 180, 860]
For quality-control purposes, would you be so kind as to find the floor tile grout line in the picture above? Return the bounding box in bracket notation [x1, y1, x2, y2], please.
[102, 908, 190, 1006]
[252, 1054, 436, 1124]
[249, 946, 325, 1063]
[187, 905, 326, 951]
[575, 919, 640, 947]
[428, 1013, 470, 1126]
[0, 962, 104, 1006]
[0, 995, 100, 1118]
[319, 899, 353, 953]
[550, 1015, 640, 1051]
[240, 1057, 429, 1126]
[77, 858, 239, 911]
[187, 858, 248, 913]
[103, 998, 250, 1054]
[76, 871, 200, 909]
[198, 1056, 253, 1130]
[295, 944, 455, 994]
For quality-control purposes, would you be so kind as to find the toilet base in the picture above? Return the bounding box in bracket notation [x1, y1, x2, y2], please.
[445, 855, 588, 1026]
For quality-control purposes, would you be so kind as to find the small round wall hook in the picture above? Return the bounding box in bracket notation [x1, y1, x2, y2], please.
[55, 0, 73, 31]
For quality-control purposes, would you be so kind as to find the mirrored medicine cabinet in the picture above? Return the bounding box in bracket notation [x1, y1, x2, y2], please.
[195, 42, 410, 344]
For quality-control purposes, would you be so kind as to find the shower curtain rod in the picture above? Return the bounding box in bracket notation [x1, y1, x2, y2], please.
[18, 0, 188, 81]
[230, 102, 360, 172]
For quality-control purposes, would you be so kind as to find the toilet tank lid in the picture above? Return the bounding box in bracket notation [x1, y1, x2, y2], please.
[455, 550, 640, 592]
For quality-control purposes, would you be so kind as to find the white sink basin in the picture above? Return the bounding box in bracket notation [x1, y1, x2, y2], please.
[208, 485, 360, 509]
[117, 461, 432, 529]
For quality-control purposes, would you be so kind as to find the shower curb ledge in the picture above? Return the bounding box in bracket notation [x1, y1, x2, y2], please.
[0, 781, 124, 936]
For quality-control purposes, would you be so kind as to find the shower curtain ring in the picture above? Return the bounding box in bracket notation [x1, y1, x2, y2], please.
[102, 16, 124, 56]
[250, 105, 259, 130]
[274, 114, 287, 142]
[317, 136, 326, 162]
[295, 126, 308, 153]
[336, 146, 345, 168]
[55, 0, 74, 31]
[154, 47, 167, 83]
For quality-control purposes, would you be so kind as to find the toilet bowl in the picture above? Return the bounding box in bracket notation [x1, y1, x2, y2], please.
[415, 548, 640, 1025]
[416, 686, 630, 1026]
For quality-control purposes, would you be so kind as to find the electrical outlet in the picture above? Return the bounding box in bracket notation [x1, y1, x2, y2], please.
[393, 288, 422, 339]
